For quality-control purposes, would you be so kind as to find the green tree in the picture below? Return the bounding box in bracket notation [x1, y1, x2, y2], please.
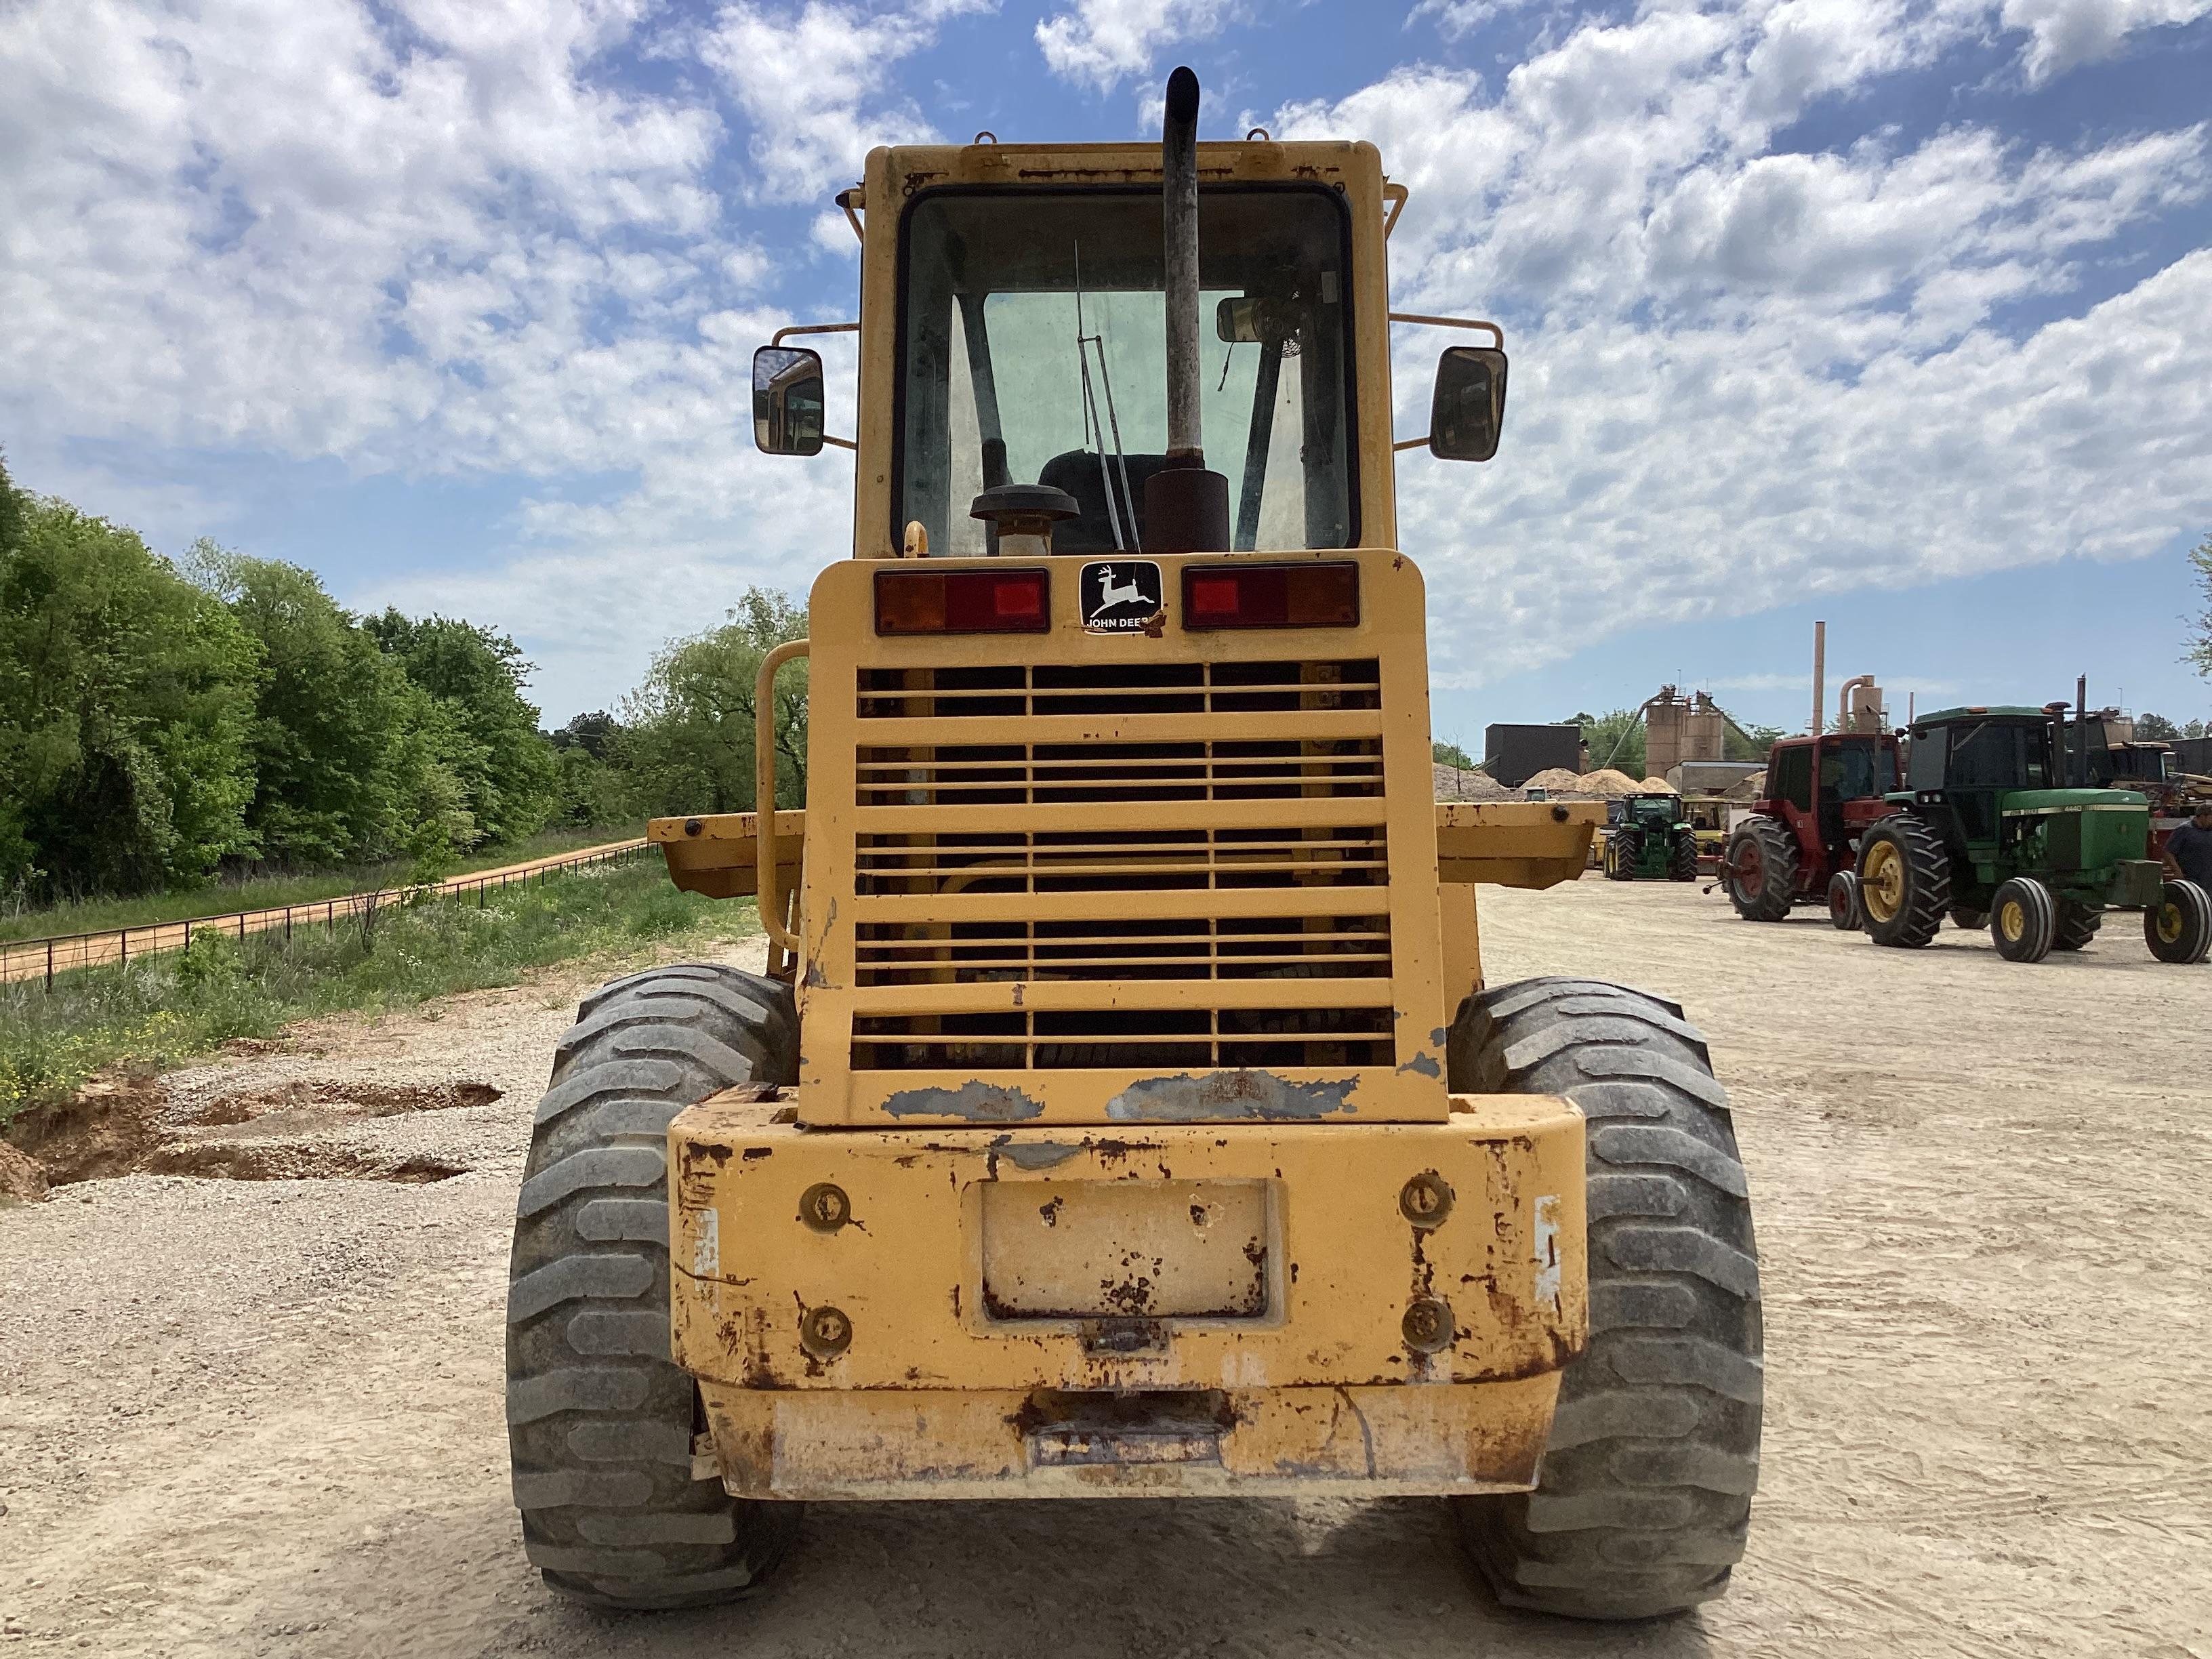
[1431, 739, 1475, 769]
[365, 609, 557, 848]
[618, 590, 809, 816]
[1575, 708, 1646, 777]
[0, 492, 258, 896]
[1724, 720, 1785, 762]
[547, 712, 629, 829]
[190, 544, 417, 866]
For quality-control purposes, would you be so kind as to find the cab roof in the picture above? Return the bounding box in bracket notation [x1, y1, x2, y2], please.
[1913, 705, 2051, 726]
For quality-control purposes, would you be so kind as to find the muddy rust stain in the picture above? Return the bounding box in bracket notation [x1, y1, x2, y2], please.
[882, 1081, 1046, 1122]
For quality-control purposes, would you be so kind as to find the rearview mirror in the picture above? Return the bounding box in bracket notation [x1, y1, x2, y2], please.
[753, 346, 825, 456]
[1216, 297, 1261, 343]
[1429, 345, 1507, 462]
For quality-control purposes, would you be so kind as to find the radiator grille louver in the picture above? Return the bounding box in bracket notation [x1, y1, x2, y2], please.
[848, 659, 1395, 1072]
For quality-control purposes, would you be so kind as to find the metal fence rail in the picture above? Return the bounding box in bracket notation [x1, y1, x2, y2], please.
[1, 838, 651, 990]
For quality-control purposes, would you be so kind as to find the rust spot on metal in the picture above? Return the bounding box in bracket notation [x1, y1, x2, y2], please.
[741, 1145, 774, 1161]
[1040, 1195, 1063, 1227]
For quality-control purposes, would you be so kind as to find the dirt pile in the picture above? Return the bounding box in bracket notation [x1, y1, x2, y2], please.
[1432, 762, 1509, 801]
[0, 1139, 47, 1203]
[1522, 766, 1644, 797]
[3, 1071, 499, 1188]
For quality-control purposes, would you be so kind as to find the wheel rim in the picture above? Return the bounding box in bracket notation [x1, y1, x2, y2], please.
[2157, 901, 2184, 945]
[1732, 840, 1762, 897]
[1860, 841, 1904, 922]
[1999, 899, 2026, 942]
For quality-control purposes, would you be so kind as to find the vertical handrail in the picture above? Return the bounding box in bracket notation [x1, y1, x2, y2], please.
[756, 638, 811, 956]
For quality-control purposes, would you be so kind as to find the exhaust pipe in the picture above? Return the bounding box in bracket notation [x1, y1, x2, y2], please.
[1145, 65, 1231, 554]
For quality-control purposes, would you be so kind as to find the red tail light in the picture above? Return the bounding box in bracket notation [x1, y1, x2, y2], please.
[875, 568, 1050, 634]
[1181, 561, 1360, 629]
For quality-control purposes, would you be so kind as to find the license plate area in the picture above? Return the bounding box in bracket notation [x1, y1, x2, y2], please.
[979, 1179, 1274, 1322]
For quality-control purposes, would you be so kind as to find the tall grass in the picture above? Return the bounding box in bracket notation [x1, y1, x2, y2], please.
[0, 859, 760, 1125]
[0, 826, 642, 945]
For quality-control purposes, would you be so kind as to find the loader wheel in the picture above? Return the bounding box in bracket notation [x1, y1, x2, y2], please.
[1990, 877, 2056, 963]
[2052, 899, 2102, 952]
[506, 963, 802, 1611]
[2146, 879, 2212, 964]
[1826, 871, 1862, 931]
[1607, 830, 1643, 880]
[1722, 818, 1795, 922]
[1668, 833, 1700, 883]
[1857, 819, 1948, 949]
[1448, 978, 1760, 1620]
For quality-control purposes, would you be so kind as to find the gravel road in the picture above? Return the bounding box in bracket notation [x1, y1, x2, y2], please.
[2, 881, 2206, 1658]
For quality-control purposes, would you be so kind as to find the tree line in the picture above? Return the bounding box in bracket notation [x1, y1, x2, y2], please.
[0, 461, 807, 906]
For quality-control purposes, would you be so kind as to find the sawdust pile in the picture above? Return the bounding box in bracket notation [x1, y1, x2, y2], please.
[1523, 766, 1643, 797]
[1433, 763, 1511, 801]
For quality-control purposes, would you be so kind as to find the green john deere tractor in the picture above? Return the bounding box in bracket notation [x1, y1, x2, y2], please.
[1852, 705, 2212, 964]
[1602, 792, 1701, 882]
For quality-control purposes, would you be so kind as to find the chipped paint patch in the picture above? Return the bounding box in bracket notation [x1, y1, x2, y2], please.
[692, 1206, 720, 1281]
[995, 1139, 1083, 1170]
[1532, 1193, 1561, 1313]
[1105, 1070, 1359, 1122]
[1396, 1052, 1442, 1078]
[882, 1082, 1046, 1122]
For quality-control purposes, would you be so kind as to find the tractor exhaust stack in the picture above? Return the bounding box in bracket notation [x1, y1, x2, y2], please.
[1145, 65, 1231, 553]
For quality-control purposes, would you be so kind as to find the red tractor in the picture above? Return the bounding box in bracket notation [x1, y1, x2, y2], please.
[1723, 731, 1903, 926]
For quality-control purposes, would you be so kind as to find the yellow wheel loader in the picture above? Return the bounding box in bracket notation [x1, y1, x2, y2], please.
[505, 68, 1761, 1621]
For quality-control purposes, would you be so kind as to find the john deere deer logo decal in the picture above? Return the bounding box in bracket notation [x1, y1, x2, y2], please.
[1080, 560, 1164, 633]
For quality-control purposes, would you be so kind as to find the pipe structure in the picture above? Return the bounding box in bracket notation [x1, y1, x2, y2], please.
[2076, 674, 2089, 787]
[1161, 66, 1203, 463]
[1811, 621, 1826, 737]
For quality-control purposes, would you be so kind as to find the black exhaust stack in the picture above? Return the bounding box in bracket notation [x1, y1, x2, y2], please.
[1144, 66, 1231, 554]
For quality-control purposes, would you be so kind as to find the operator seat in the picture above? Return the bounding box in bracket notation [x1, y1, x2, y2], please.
[1038, 450, 1173, 554]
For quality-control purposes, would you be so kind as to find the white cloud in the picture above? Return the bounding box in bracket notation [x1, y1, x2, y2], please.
[2000, 0, 2212, 84]
[1035, 0, 1246, 93]
[1269, 4, 2212, 688]
[701, 0, 991, 203]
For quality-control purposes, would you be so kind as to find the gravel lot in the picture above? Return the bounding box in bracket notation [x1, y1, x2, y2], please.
[2, 880, 2206, 1658]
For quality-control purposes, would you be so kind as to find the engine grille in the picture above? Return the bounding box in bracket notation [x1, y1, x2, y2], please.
[848, 660, 1395, 1072]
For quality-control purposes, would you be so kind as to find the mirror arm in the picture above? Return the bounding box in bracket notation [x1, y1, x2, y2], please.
[772, 320, 859, 347]
[820, 434, 857, 451]
[1389, 312, 1504, 349]
[835, 187, 865, 244]
[1382, 182, 1408, 239]
[1391, 436, 1430, 452]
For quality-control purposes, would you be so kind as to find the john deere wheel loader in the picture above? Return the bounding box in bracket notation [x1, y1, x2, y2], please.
[505, 70, 1763, 1623]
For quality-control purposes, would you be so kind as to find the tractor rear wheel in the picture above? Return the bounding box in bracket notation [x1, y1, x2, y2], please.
[1448, 978, 1761, 1620]
[1608, 830, 1643, 880]
[1858, 819, 1949, 949]
[2146, 879, 2212, 964]
[506, 963, 802, 1610]
[2052, 899, 2102, 951]
[1826, 871, 1862, 930]
[1668, 833, 1700, 882]
[1990, 877, 2057, 963]
[1723, 818, 1795, 922]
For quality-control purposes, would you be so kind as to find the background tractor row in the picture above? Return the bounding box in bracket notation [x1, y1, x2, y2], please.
[1600, 792, 1700, 881]
[1727, 708, 2210, 965]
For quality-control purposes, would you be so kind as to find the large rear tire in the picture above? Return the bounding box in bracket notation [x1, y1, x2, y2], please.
[2146, 879, 2212, 964]
[507, 963, 802, 1610]
[1723, 818, 1796, 922]
[1607, 830, 1643, 881]
[1858, 819, 1949, 949]
[1448, 979, 1761, 1620]
[1668, 833, 1700, 883]
[2052, 899, 2102, 952]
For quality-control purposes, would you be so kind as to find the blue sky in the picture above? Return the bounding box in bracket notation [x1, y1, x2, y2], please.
[4, 0, 2210, 742]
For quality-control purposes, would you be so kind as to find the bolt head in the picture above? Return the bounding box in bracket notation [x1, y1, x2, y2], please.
[801, 1305, 853, 1358]
[1401, 1295, 1454, 1354]
[799, 1182, 852, 1231]
[1399, 1171, 1454, 1228]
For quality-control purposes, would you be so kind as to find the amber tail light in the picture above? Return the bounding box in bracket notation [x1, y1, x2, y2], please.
[1181, 562, 1359, 630]
[875, 568, 1050, 635]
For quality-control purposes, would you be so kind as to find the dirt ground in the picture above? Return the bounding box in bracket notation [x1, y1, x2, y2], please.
[2, 881, 2207, 1659]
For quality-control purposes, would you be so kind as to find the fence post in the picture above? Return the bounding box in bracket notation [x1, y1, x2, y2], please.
[47, 939, 54, 991]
